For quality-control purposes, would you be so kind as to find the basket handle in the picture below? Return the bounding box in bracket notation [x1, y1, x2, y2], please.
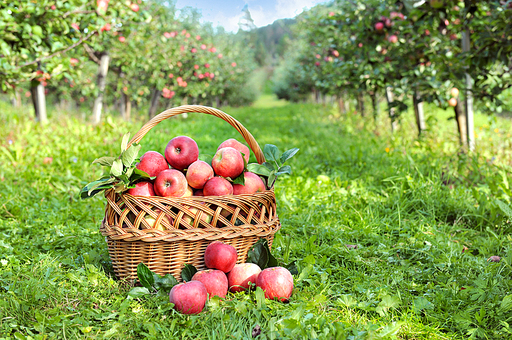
[127, 105, 265, 164]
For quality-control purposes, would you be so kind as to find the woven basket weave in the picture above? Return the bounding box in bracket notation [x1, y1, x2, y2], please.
[100, 105, 281, 281]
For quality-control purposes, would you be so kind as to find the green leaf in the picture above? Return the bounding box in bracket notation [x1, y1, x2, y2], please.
[121, 144, 141, 167]
[110, 159, 124, 177]
[127, 287, 150, 299]
[263, 144, 281, 165]
[285, 260, 298, 275]
[247, 238, 277, 269]
[198, 154, 213, 165]
[280, 148, 299, 164]
[181, 264, 197, 282]
[496, 200, 512, 219]
[267, 172, 277, 188]
[137, 263, 154, 291]
[412, 297, 434, 314]
[121, 132, 131, 152]
[153, 273, 178, 294]
[276, 165, 291, 176]
[231, 172, 246, 186]
[92, 156, 116, 167]
[255, 286, 266, 309]
[247, 163, 272, 177]
[132, 167, 151, 179]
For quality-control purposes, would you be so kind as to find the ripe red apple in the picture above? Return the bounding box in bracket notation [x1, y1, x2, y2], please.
[186, 160, 214, 189]
[228, 263, 262, 293]
[169, 280, 207, 314]
[204, 241, 238, 273]
[130, 3, 139, 12]
[154, 169, 188, 197]
[217, 139, 250, 163]
[165, 136, 199, 171]
[256, 267, 294, 302]
[233, 172, 266, 195]
[388, 35, 398, 44]
[136, 151, 169, 177]
[127, 181, 155, 196]
[375, 22, 384, 32]
[203, 177, 233, 196]
[182, 185, 194, 197]
[191, 270, 229, 298]
[212, 147, 244, 179]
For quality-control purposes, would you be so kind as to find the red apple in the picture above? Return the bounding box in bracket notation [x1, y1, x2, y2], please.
[127, 181, 155, 196]
[165, 136, 199, 171]
[256, 267, 294, 302]
[191, 270, 228, 298]
[136, 151, 169, 177]
[204, 241, 238, 273]
[203, 177, 233, 196]
[375, 22, 384, 32]
[212, 147, 244, 179]
[182, 185, 194, 197]
[217, 139, 250, 163]
[169, 281, 207, 314]
[228, 263, 262, 293]
[448, 98, 457, 107]
[118, 36, 126, 43]
[388, 35, 398, 44]
[233, 172, 266, 195]
[194, 189, 204, 196]
[130, 3, 139, 12]
[154, 169, 188, 197]
[186, 160, 214, 189]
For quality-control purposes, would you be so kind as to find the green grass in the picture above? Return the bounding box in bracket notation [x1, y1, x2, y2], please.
[0, 96, 512, 339]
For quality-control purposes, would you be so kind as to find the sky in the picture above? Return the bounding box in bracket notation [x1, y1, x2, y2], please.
[174, 0, 326, 32]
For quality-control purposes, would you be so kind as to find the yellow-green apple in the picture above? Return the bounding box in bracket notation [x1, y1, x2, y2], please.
[154, 169, 188, 197]
[191, 270, 228, 299]
[212, 147, 244, 179]
[127, 181, 155, 196]
[165, 136, 199, 171]
[136, 151, 169, 177]
[256, 267, 294, 302]
[186, 160, 214, 189]
[451, 87, 459, 97]
[182, 185, 194, 197]
[204, 241, 238, 273]
[203, 177, 233, 196]
[232, 172, 266, 195]
[169, 280, 208, 314]
[228, 263, 262, 293]
[217, 139, 250, 163]
[182, 203, 212, 226]
[141, 209, 173, 231]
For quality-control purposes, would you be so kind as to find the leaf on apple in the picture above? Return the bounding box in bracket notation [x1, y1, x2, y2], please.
[247, 163, 272, 177]
[181, 264, 198, 282]
[121, 143, 141, 167]
[230, 172, 245, 186]
[92, 156, 116, 166]
[247, 238, 278, 269]
[121, 132, 131, 152]
[280, 148, 299, 164]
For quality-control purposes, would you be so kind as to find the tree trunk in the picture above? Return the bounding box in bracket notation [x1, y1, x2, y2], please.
[148, 88, 161, 118]
[92, 53, 110, 124]
[462, 16, 474, 151]
[357, 92, 365, 117]
[385, 86, 398, 132]
[121, 92, 131, 121]
[370, 91, 379, 121]
[454, 100, 468, 147]
[30, 82, 47, 123]
[215, 96, 220, 108]
[413, 90, 426, 136]
[337, 94, 346, 114]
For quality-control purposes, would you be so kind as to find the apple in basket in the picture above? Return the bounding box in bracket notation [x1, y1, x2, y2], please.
[204, 241, 238, 273]
[141, 209, 174, 231]
[256, 267, 294, 302]
[154, 169, 188, 197]
[169, 280, 208, 314]
[191, 269, 229, 299]
[127, 181, 155, 196]
[232, 172, 265, 195]
[165, 136, 199, 171]
[203, 177, 233, 196]
[136, 151, 169, 177]
[217, 139, 250, 163]
[212, 147, 244, 179]
[228, 263, 262, 293]
[186, 160, 214, 189]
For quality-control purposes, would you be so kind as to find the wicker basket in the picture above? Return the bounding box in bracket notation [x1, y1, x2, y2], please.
[100, 105, 281, 282]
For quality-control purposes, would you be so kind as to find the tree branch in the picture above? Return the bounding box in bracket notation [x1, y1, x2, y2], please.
[83, 43, 101, 65]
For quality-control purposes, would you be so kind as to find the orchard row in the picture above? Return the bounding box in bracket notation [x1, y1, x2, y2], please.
[1, 1, 259, 123]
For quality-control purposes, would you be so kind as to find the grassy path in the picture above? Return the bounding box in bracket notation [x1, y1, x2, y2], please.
[0, 98, 511, 339]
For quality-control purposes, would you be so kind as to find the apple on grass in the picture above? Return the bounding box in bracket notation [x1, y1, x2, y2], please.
[127, 181, 155, 196]
[256, 267, 294, 302]
[204, 241, 238, 273]
[233, 172, 266, 195]
[169, 280, 208, 314]
[212, 147, 244, 179]
[217, 139, 250, 163]
[154, 169, 188, 197]
[165, 136, 199, 171]
[203, 177, 233, 196]
[228, 263, 262, 293]
[186, 160, 214, 189]
[191, 270, 229, 299]
[136, 151, 169, 177]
